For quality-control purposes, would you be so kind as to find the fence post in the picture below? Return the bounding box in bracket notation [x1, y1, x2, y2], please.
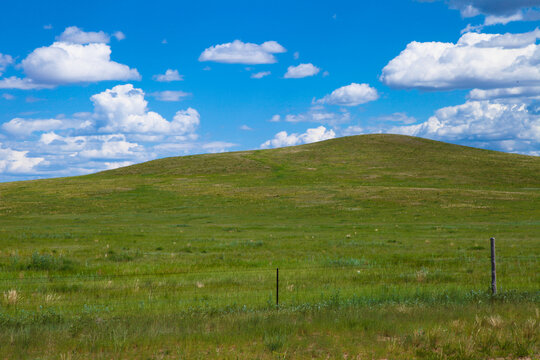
[276, 268, 279, 307]
[490, 237, 496, 295]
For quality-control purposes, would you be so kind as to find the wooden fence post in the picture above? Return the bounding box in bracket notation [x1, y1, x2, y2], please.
[490, 237, 496, 295]
[276, 268, 279, 307]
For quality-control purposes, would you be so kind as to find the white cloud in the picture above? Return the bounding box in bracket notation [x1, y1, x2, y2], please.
[0, 76, 54, 90]
[104, 161, 133, 170]
[448, 0, 540, 17]
[342, 125, 365, 136]
[251, 71, 271, 79]
[199, 40, 286, 64]
[91, 84, 199, 136]
[43, 24, 53, 30]
[56, 26, 110, 44]
[202, 141, 237, 153]
[0, 54, 13, 76]
[20, 41, 140, 85]
[317, 83, 379, 106]
[113, 31, 126, 41]
[389, 99, 540, 154]
[284, 63, 320, 78]
[239, 125, 252, 130]
[270, 114, 281, 122]
[1, 93, 15, 100]
[261, 126, 335, 148]
[293, 51, 299, 59]
[381, 30, 540, 91]
[153, 69, 183, 82]
[374, 112, 416, 124]
[284, 107, 351, 126]
[78, 135, 139, 159]
[3, 118, 64, 136]
[150, 90, 190, 102]
[468, 86, 540, 100]
[0, 145, 44, 174]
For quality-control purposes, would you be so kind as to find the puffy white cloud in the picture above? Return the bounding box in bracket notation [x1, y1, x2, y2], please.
[199, 40, 286, 64]
[390, 99, 540, 154]
[269, 114, 281, 122]
[239, 125, 252, 130]
[91, 84, 199, 136]
[20, 41, 140, 85]
[381, 30, 540, 91]
[0, 145, 44, 174]
[251, 71, 271, 79]
[317, 83, 379, 106]
[284, 63, 320, 78]
[261, 126, 335, 149]
[150, 90, 190, 102]
[56, 26, 110, 44]
[153, 69, 183, 82]
[0, 54, 13, 76]
[78, 135, 138, 159]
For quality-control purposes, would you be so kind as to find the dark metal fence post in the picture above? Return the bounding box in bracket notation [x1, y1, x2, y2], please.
[490, 237, 497, 295]
[276, 268, 279, 307]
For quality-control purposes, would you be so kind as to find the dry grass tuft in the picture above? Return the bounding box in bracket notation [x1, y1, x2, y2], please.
[3, 289, 19, 305]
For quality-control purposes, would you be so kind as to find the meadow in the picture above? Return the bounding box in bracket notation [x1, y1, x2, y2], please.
[0, 134, 538, 359]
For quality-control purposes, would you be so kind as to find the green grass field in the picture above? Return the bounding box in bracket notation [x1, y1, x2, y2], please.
[0, 134, 538, 359]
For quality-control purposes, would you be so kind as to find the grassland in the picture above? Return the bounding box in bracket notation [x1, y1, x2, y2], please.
[0, 134, 538, 359]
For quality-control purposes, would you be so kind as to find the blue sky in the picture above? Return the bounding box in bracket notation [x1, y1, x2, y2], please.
[0, 0, 539, 181]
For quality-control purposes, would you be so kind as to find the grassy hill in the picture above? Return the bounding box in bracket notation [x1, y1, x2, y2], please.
[0, 134, 538, 359]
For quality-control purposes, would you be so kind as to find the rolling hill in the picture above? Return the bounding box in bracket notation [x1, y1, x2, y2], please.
[0, 134, 538, 359]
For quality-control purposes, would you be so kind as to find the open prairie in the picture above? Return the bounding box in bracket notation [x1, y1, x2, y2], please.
[0, 134, 538, 359]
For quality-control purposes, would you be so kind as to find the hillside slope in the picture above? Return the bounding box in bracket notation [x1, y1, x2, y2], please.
[0, 134, 538, 359]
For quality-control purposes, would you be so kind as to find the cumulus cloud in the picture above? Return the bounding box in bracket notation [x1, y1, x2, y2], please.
[269, 115, 281, 122]
[92, 84, 199, 136]
[0, 27, 139, 89]
[317, 83, 379, 106]
[21, 41, 140, 85]
[153, 69, 183, 82]
[56, 26, 110, 44]
[381, 30, 540, 91]
[199, 40, 286, 64]
[0, 83, 237, 180]
[284, 63, 320, 78]
[251, 71, 271, 79]
[150, 90, 190, 102]
[389, 99, 540, 155]
[260, 126, 335, 148]
[0, 145, 45, 174]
